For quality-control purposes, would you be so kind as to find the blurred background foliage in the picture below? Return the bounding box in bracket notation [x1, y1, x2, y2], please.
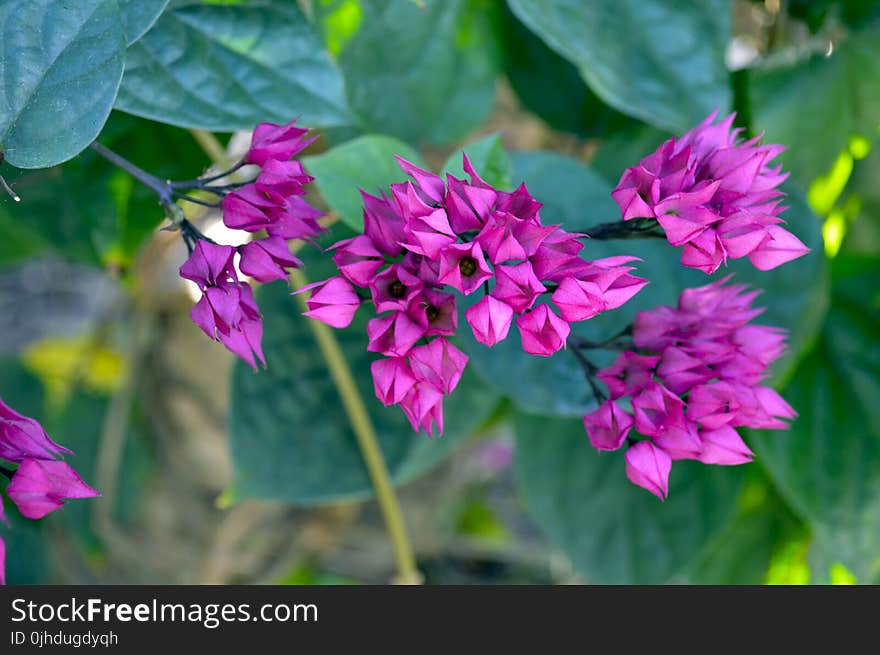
[0, 0, 877, 584]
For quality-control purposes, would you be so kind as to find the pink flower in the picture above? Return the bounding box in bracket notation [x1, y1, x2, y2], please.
[222, 185, 323, 241]
[437, 242, 493, 295]
[238, 237, 302, 283]
[625, 441, 672, 500]
[596, 352, 660, 400]
[516, 304, 570, 357]
[465, 295, 514, 347]
[0, 397, 71, 463]
[587, 278, 795, 497]
[255, 158, 313, 197]
[246, 120, 314, 165]
[179, 239, 236, 288]
[612, 110, 808, 273]
[492, 261, 546, 314]
[399, 383, 444, 437]
[182, 242, 265, 369]
[370, 358, 417, 406]
[366, 311, 424, 357]
[408, 338, 469, 395]
[6, 458, 100, 520]
[583, 400, 634, 451]
[407, 288, 458, 337]
[370, 264, 423, 314]
[362, 190, 406, 257]
[697, 426, 754, 465]
[297, 277, 361, 329]
[330, 235, 384, 287]
[551, 277, 606, 322]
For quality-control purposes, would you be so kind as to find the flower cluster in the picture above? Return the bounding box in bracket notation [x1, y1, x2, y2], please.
[612, 111, 809, 274]
[300, 155, 647, 435]
[0, 397, 99, 584]
[582, 278, 795, 499]
[180, 120, 322, 369]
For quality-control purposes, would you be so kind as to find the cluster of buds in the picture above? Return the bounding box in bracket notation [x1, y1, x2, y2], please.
[611, 111, 809, 274]
[0, 397, 99, 584]
[582, 278, 796, 499]
[179, 121, 323, 368]
[300, 155, 647, 435]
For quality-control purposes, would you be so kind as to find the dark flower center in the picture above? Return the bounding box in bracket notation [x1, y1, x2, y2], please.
[459, 257, 478, 277]
[388, 279, 406, 298]
[425, 305, 440, 322]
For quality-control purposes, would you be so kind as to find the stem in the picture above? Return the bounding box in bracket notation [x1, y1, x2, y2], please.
[189, 128, 421, 584]
[569, 344, 607, 403]
[582, 217, 666, 240]
[90, 142, 172, 206]
[570, 324, 634, 351]
[0, 174, 20, 202]
[291, 271, 421, 584]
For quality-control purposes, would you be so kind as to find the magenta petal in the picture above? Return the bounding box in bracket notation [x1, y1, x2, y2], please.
[408, 338, 469, 395]
[6, 458, 100, 520]
[583, 400, 634, 451]
[515, 304, 570, 357]
[697, 425, 754, 465]
[625, 441, 671, 500]
[747, 226, 810, 270]
[371, 357, 417, 406]
[465, 295, 514, 347]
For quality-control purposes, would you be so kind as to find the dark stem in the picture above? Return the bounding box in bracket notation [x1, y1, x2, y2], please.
[90, 142, 172, 206]
[582, 216, 666, 240]
[570, 324, 634, 351]
[568, 343, 607, 403]
[169, 160, 245, 189]
[171, 191, 222, 208]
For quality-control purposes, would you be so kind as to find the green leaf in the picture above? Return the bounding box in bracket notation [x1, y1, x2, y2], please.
[751, 286, 880, 583]
[321, 0, 501, 144]
[498, 4, 635, 137]
[506, 0, 732, 133]
[119, 0, 169, 44]
[751, 27, 880, 184]
[303, 134, 424, 231]
[684, 470, 805, 584]
[115, 2, 352, 131]
[0, 0, 126, 169]
[459, 150, 826, 415]
[515, 411, 743, 584]
[228, 277, 499, 505]
[441, 132, 511, 190]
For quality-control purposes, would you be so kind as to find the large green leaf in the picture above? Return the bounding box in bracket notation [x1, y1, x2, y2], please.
[322, 0, 501, 144]
[0, 0, 126, 168]
[228, 278, 499, 505]
[752, 281, 880, 583]
[459, 151, 825, 416]
[751, 26, 880, 185]
[498, 4, 634, 137]
[119, 0, 169, 44]
[115, 2, 352, 131]
[506, 0, 732, 133]
[515, 412, 743, 583]
[303, 134, 424, 231]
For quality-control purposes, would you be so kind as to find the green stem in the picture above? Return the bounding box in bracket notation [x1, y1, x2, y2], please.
[188, 129, 422, 584]
[291, 269, 421, 584]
